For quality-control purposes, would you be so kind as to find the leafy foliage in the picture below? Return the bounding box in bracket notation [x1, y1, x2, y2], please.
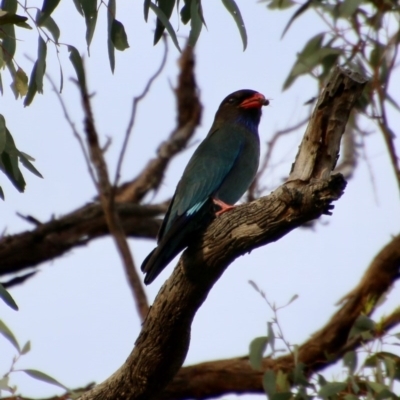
[249, 286, 400, 400]
[0, 321, 71, 397]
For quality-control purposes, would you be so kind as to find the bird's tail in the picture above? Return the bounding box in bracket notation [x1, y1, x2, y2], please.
[141, 238, 185, 285]
[141, 200, 215, 285]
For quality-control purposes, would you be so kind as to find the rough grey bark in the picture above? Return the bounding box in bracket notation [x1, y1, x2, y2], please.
[78, 67, 367, 400]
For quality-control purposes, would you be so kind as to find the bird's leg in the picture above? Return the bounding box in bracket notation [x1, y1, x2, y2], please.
[213, 198, 235, 216]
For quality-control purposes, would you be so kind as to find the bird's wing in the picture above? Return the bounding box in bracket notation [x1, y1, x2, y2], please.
[159, 127, 243, 240]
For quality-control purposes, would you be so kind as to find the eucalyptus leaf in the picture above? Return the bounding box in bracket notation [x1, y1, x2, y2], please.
[318, 382, 347, 398]
[38, 0, 61, 24]
[188, 0, 202, 47]
[249, 336, 268, 370]
[68, 46, 86, 89]
[0, 282, 18, 311]
[111, 19, 129, 51]
[0, 319, 20, 350]
[0, 114, 6, 154]
[263, 370, 276, 398]
[154, 0, 175, 45]
[21, 340, 31, 355]
[107, 0, 116, 72]
[144, 0, 151, 21]
[18, 152, 43, 178]
[39, 13, 60, 43]
[149, 2, 181, 51]
[24, 62, 38, 107]
[36, 36, 47, 93]
[221, 0, 247, 50]
[22, 369, 69, 390]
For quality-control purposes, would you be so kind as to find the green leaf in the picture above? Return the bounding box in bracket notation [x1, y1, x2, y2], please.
[188, 0, 203, 47]
[144, 0, 151, 21]
[0, 11, 28, 26]
[276, 370, 290, 393]
[107, 0, 116, 73]
[318, 382, 347, 398]
[338, 0, 363, 18]
[180, 0, 191, 24]
[0, 186, 4, 199]
[0, 114, 6, 154]
[0, 47, 4, 69]
[283, 33, 326, 89]
[263, 370, 276, 398]
[221, 0, 247, 50]
[80, 0, 98, 51]
[267, 322, 275, 352]
[68, 46, 86, 89]
[36, 36, 47, 93]
[271, 393, 292, 400]
[344, 394, 359, 400]
[18, 152, 43, 178]
[38, 0, 60, 25]
[24, 62, 38, 106]
[0, 319, 20, 350]
[15, 21, 32, 29]
[343, 351, 358, 375]
[0, 129, 26, 191]
[72, 0, 83, 14]
[153, 0, 176, 45]
[149, 2, 181, 51]
[21, 369, 68, 390]
[21, 340, 31, 355]
[38, 12, 60, 43]
[292, 363, 308, 386]
[12, 67, 28, 98]
[1, 23, 16, 64]
[0, 376, 9, 390]
[267, 0, 294, 10]
[0, 282, 18, 310]
[249, 336, 268, 370]
[366, 381, 388, 394]
[111, 19, 129, 51]
[348, 314, 375, 339]
[1, 0, 17, 13]
[38, 0, 61, 24]
[281, 0, 312, 38]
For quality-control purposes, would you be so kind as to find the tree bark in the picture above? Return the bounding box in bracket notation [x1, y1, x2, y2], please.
[77, 67, 367, 400]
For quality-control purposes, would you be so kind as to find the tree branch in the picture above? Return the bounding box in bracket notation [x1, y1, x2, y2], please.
[75, 70, 149, 321]
[3, 233, 399, 400]
[76, 67, 367, 400]
[0, 202, 164, 280]
[0, 45, 200, 285]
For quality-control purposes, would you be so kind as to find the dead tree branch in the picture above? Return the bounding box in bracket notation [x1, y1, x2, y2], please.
[0, 202, 165, 280]
[3, 233, 399, 400]
[114, 45, 202, 203]
[77, 67, 367, 400]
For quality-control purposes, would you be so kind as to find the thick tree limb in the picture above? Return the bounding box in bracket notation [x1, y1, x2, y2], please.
[3, 233, 399, 400]
[0, 202, 164, 278]
[77, 67, 367, 400]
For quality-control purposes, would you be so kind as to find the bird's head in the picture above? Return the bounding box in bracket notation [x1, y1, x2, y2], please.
[215, 89, 269, 128]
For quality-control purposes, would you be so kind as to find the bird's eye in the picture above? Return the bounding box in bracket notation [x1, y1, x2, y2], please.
[227, 98, 235, 104]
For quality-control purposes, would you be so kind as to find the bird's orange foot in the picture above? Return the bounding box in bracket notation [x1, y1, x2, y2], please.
[213, 198, 235, 216]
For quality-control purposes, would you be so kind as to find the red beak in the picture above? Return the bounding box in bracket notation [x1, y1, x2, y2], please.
[239, 93, 269, 109]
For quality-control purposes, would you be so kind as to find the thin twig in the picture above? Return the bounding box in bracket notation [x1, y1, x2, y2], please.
[75, 71, 149, 321]
[46, 72, 97, 183]
[113, 36, 168, 189]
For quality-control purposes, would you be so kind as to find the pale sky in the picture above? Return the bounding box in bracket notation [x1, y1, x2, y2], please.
[0, 1, 399, 399]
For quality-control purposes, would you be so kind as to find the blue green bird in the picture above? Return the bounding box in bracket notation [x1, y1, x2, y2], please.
[141, 89, 269, 284]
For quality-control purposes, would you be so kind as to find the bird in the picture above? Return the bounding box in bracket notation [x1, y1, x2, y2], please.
[141, 89, 269, 284]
